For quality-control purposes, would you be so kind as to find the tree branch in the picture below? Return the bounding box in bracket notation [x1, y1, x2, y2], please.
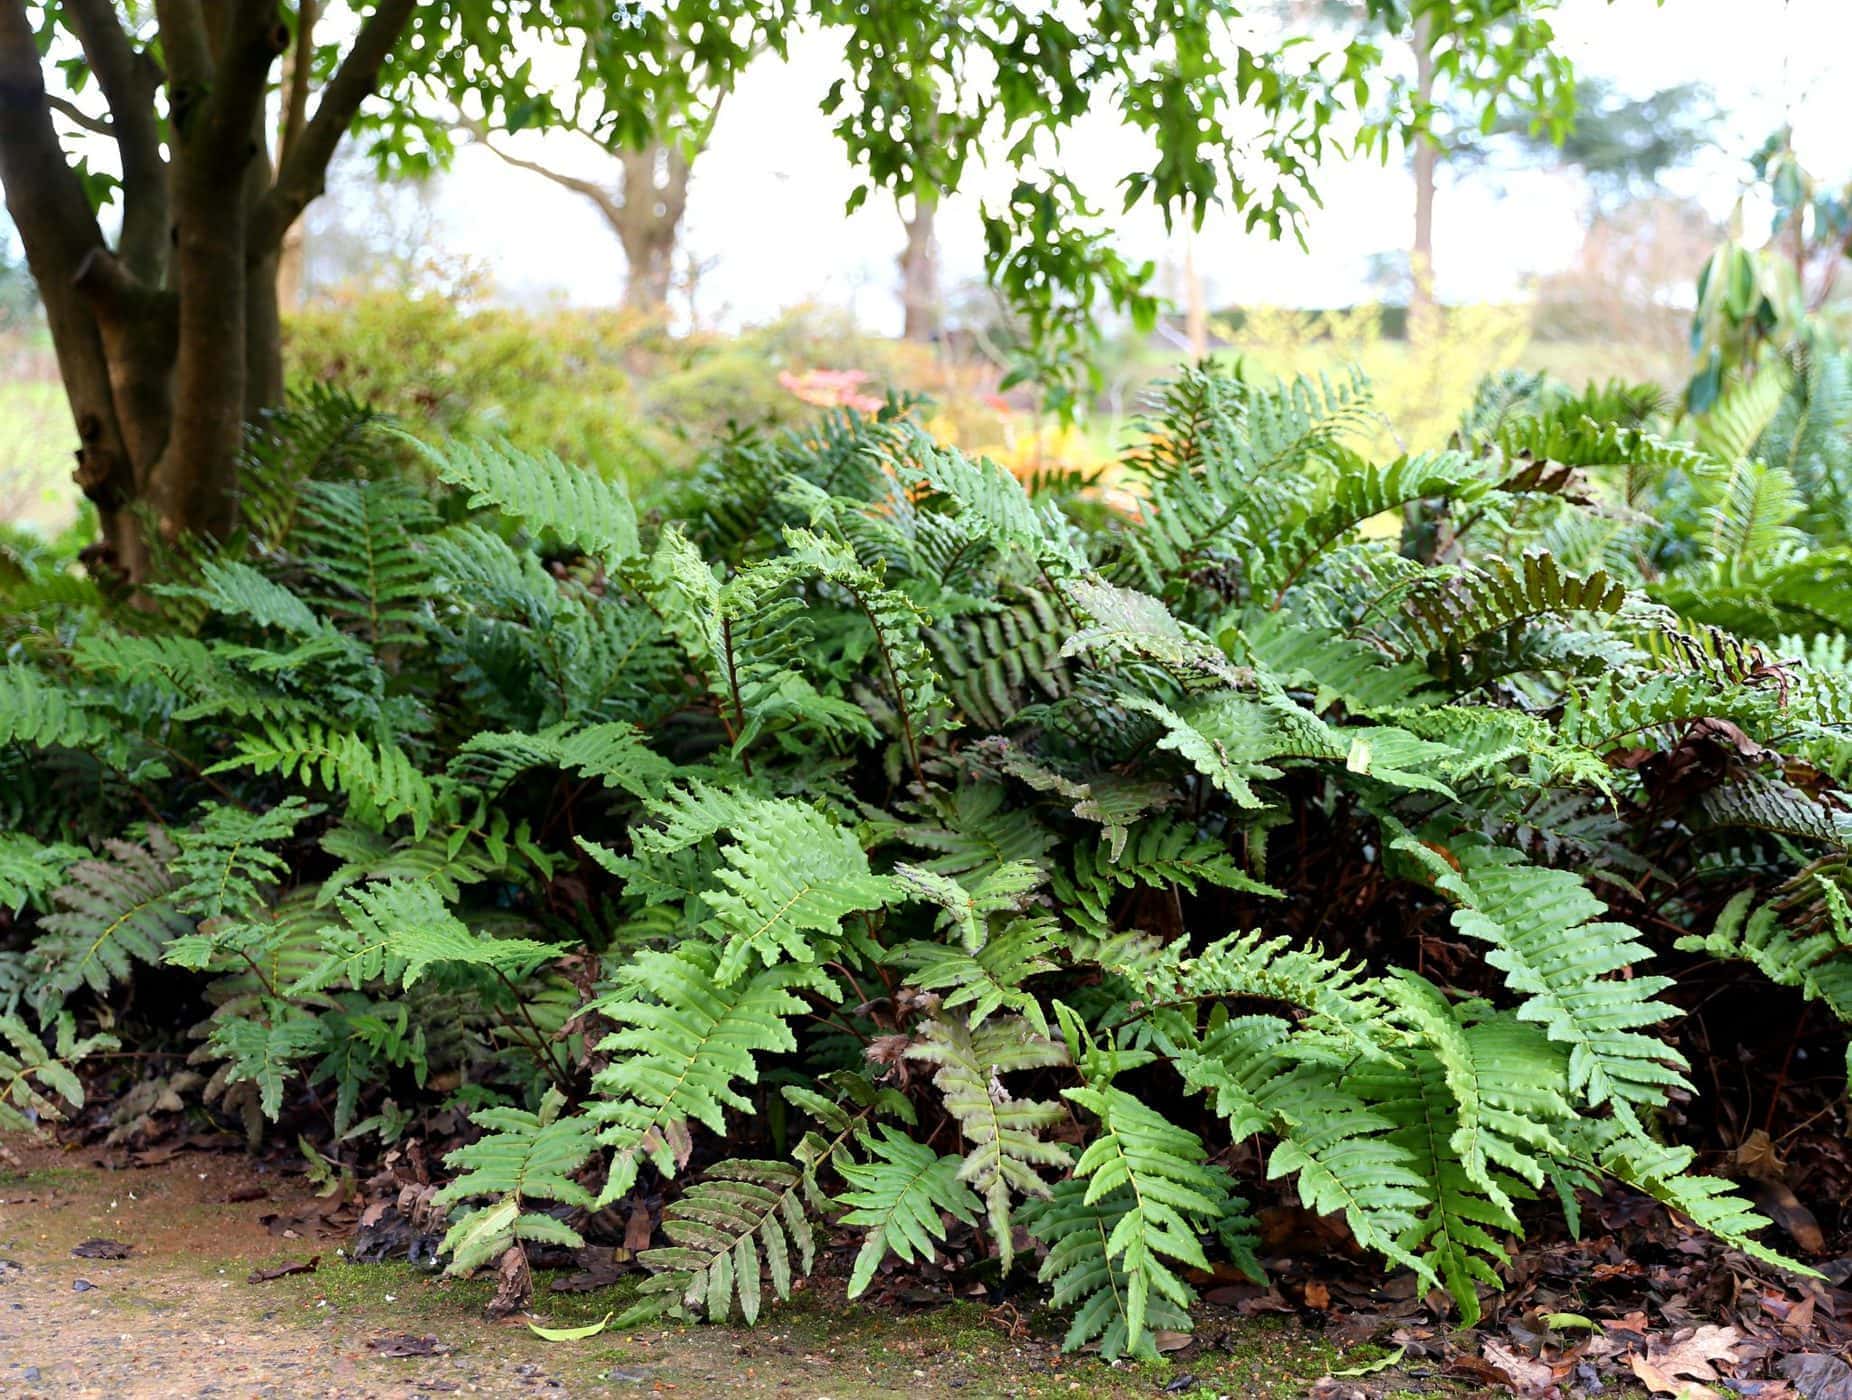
[251, 0, 417, 255]
[277, 0, 318, 167]
[45, 94, 114, 136]
[61, 0, 168, 281]
[0, 0, 109, 268]
[462, 118, 627, 230]
[152, 0, 212, 94]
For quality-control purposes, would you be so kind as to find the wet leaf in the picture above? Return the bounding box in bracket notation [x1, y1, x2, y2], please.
[1782, 1354, 1852, 1400]
[528, 1312, 613, 1343]
[247, 1256, 319, 1283]
[70, 1239, 131, 1259]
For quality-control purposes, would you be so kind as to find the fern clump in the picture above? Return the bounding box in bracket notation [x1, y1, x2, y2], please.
[1, 367, 1841, 1356]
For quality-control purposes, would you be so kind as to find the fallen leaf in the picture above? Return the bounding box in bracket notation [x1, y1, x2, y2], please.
[247, 1256, 319, 1283]
[70, 1239, 132, 1259]
[529, 1312, 612, 1343]
[1782, 1353, 1852, 1400]
[1632, 1355, 1721, 1400]
[623, 1202, 653, 1254]
[1328, 1345, 1405, 1377]
[367, 1333, 452, 1358]
[1151, 1330, 1192, 1353]
[1481, 1339, 1557, 1395]
[487, 1243, 531, 1318]
[1629, 1325, 1741, 1400]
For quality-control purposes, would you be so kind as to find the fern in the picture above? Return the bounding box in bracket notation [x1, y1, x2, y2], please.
[0, 833, 85, 913]
[1415, 839, 1687, 1124]
[698, 799, 895, 984]
[293, 880, 565, 994]
[292, 479, 437, 646]
[905, 1012, 1071, 1268]
[838, 1126, 980, 1297]
[436, 1088, 599, 1275]
[206, 722, 437, 836]
[590, 943, 834, 1202]
[407, 434, 641, 563]
[1063, 1080, 1240, 1356]
[624, 1159, 824, 1325]
[0, 1013, 118, 1134]
[32, 834, 192, 1016]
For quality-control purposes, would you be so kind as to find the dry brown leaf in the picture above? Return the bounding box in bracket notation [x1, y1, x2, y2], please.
[1628, 1325, 1742, 1400]
[1481, 1339, 1557, 1396]
[487, 1243, 532, 1317]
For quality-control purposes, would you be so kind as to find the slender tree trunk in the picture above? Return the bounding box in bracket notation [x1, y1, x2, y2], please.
[899, 192, 940, 343]
[274, 0, 316, 313]
[1408, 11, 1439, 338]
[1184, 234, 1208, 360]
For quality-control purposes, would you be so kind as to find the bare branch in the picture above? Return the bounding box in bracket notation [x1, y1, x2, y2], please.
[461, 118, 627, 230]
[58, 0, 168, 280]
[252, 0, 416, 254]
[277, 0, 318, 166]
[45, 94, 115, 136]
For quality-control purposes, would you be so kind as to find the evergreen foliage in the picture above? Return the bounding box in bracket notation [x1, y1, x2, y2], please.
[3, 364, 1845, 1353]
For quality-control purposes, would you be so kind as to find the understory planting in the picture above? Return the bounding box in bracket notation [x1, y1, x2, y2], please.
[4, 359, 1851, 1358]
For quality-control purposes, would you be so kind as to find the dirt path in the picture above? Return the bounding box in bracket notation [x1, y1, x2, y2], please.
[0, 1144, 1439, 1399]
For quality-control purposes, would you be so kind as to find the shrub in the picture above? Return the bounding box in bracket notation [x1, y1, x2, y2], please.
[4, 364, 1848, 1356]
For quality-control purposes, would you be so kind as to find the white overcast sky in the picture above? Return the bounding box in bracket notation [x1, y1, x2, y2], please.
[413, 0, 1852, 330]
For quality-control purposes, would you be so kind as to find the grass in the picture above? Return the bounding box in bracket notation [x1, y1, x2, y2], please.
[0, 378, 71, 534]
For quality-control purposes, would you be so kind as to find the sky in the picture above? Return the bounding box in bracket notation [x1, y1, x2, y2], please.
[385, 0, 1852, 333]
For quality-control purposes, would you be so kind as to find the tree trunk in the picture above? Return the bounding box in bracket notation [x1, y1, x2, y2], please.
[1184, 234, 1208, 360]
[0, 0, 415, 582]
[899, 192, 940, 343]
[1408, 11, 1439, 339]
[614, 142, 689, 315]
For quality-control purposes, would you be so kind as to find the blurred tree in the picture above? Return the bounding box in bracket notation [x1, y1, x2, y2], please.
[1469, 77, 1717, 206]
[0, 217, 38, 334]
[1, 0, 1578, 580]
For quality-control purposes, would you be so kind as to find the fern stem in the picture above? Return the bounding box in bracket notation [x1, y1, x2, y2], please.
[492, 967, 572, 1093]
[719, 616, 753, 776]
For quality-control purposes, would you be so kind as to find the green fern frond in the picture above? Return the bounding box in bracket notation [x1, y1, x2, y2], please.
[0, 1013, 119, 1135]
[293, 880, 564, 994]
[0, 833, 86, 914]
[436, 1088, 599, 1275]
[1391, 552, 1628, 670]
[451, 722, 673, 801]
[1063, 1082, 1236, 1354]
[206, 722, 437, 837]
[32, 833, 192, 1016]
[699, 799, 896, 984]
[905, 1013, 1071, 1269]
[292, 479, 438, 646]
[1425, 842, 1687, 1123]
[1695, 362, 1787, 466]
[407, 435, 641, 563]
[839, 1126, 980, 1298]
[590, 943, 835, 1202]
[625, 1159, 824, 1325]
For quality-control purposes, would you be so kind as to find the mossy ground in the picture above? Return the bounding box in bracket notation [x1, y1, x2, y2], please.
[1, 1145, 1505, 1397]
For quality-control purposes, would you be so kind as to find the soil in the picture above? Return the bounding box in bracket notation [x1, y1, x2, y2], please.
[0, 1143, 1448, 1400]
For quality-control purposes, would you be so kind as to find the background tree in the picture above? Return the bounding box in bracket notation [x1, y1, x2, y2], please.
[4, 0, 1580, 580]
